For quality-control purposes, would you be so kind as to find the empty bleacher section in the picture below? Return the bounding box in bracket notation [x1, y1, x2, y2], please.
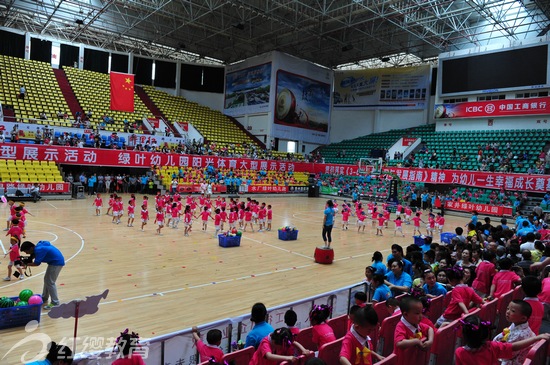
[320, 125, 435, 165]
[0, 55, 72, 125]
[0, 160, 63, 183]
[142, 86, 258, 153]
[63, 67, 154, 133]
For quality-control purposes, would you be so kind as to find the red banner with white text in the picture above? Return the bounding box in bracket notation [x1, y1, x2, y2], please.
[384, 166, 550, 193]
[0, 143, 358, 175]
[402, 137, 417, 146]
[434, 97, 550, 119]
[2, 182, 70, 193]
[445, 201, 513, 217]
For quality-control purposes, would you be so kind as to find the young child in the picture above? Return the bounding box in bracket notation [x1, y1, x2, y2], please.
[339, 305, 384, 365]
[404, 206, 412, 224]
[191, 326, 224, 364]
[6, 219, 24, 244]
[243, 207, 254, 232]
[412, 213, 424, 236]
[266, 205, 273, 231]
[106, 194, 115, 216]
[257, 203, 266, 232]
[212, 208, 222, 238]
[112, 329, 145, 365]
[357, 211, 367, 232]
[375, 213, 385, 236]
[169, 202, 180, 229]
[139, 204, 148, 231]
[220, 207, 227, 231]
[155, 206, 164, 235]
[309, 305, 336, 349]
[183, 205, 193, 237]
[489, 258, 521, 300]
[341, 207, 350, 230]
[436, 267, 483, 328]
[426, 213, 436, 237]
[354, 292, 367, 307]
[521, 276, 544, 334]
[249, 327, 311, 365]
[435, 213, 445, 233]
[472, 251, 496, 298]
[93, 193, 103, 216]
[200, 206, 212, 231]
[493, 300, 536, 365]
[284, 309, 300, 338]
[3, 236, 24, 281]
[455, 315, 550, 365]
[394, 216, 405, 237]
[394, 296, 435, 365]
[371, 274, 391, 303]
[127, 200, 135, 227]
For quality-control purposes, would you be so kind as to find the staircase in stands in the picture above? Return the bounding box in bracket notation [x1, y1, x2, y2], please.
[134, 85, 179, 136]
[53, 69, 82, 119]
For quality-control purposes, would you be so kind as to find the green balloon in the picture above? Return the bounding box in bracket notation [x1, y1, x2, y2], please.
[19, 289, 33, 302]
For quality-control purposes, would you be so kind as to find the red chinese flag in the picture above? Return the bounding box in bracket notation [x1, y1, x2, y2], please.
[110, 72, 134, 112]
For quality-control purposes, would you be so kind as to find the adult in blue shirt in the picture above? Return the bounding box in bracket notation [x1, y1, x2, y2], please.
[245, 302, 274, 349]
[422, 270, 447, 297]
[371, 274, 391, 303]
[386, 244, 413, 276]
[384, 259, 413, 297]
[25, 341, 72, 365]
[322, 200, 335, 248]
[20, 240, 65, 309]
[371, 251, 387, 275]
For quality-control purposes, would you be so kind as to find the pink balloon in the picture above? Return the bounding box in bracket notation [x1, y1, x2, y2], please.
[1, 196, 6, 203]
[28, 295, 43, 305]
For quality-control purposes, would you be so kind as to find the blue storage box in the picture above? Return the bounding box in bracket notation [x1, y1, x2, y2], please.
[278, 230, 299, 241]
[413, 235, 426, 246]
[0, 296, 42, 330]
[218, 234, 241, 248]
[440, 232, 457, 244]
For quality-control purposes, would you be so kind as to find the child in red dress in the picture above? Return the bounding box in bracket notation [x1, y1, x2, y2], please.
[249, 327, 311, 365]
[309, 304, 336, 349]
[455, 315, 549, 365]
[339, 305, 384, 365]
[394, 296, 434, 365]
[522, 276, 545, 335]
[489, 258, 521, 300]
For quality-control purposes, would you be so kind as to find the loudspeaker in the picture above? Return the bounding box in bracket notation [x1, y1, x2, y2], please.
[308, 185, 319, 198]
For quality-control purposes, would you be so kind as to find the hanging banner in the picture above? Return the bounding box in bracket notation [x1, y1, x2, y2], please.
[272, 52, 332, 144]
[434, 97, 550, 119]
[333, 65, 430, 110]
[0, 143, 358, 175]
[384, 166, 550, 193]
[224, 55, 272, 116]
[445, 201, 513, 217]
[1, 182, 70, 193]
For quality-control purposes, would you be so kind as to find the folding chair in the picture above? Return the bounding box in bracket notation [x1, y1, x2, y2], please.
[318, 337, 344, 364]
[222, 346, 255, 365]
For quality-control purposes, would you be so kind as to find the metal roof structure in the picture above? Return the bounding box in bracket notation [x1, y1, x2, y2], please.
[2, 0, 550, 68]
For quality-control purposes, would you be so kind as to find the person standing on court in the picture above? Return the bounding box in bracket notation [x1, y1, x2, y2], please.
[322, 200, 335, 248]
[20, 240, 65, 310]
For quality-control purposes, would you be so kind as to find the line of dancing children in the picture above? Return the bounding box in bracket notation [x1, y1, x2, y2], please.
[338, 199, 446, 237]
[94, 192, 274, 237]
[3, 201, 32, 281]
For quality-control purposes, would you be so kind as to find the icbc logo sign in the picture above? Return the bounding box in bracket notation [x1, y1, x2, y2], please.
[466, 106, 484, 113]
[484, 104, 495, 114]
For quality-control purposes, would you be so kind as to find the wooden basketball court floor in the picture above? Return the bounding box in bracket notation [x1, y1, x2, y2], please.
[0, 195, 466, 363]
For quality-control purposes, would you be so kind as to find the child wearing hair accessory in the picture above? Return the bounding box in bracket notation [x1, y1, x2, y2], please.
[455, 315, 550, 365]
[191, 326, 224, 363]
[341, 207, 350, 230]
[155, 206, 165, 235]
[435, 266, 483, 328]
[183, 205, 193, 237]
[106, 194, 115, 216]
[309, 304, 336, 349]
[112, 329, 145, 365]
[394, 296, 435, 365]
[249, 327, 311, 365]
[339, 305, 384, 365]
